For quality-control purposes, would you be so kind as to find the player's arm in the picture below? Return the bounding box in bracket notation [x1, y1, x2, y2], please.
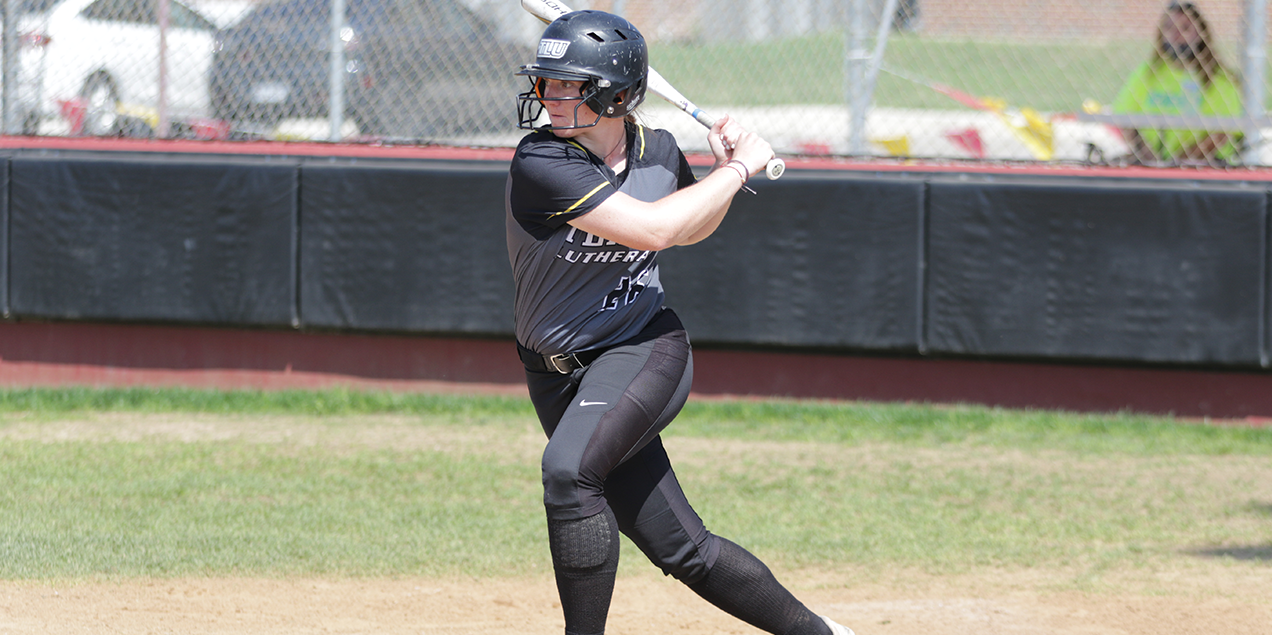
[677, 172, 735, 246]
[569, 116, 769, 251]
[571, 170, 738, 251]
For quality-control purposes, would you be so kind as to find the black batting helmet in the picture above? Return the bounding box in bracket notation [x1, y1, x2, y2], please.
[516, 10, 648, 130]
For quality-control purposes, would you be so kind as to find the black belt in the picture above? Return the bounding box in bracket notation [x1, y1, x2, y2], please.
[517, 341, 608, 374]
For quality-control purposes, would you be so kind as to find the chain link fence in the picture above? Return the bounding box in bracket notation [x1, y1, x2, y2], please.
[1, 0, 1269, 169]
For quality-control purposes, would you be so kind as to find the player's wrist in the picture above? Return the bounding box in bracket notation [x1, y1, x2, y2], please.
[724, 159, 751, 178]
[719, 160, 756, 195]
[721, 160, 747, 183]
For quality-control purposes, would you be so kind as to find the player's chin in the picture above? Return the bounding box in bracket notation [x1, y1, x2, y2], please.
[548, 121, 584, 137]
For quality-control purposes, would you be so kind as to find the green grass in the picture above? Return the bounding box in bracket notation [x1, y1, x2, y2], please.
[2, 386, 1270, 582]
[1, 439, 542, 578]
[675, 399, 1272, 455]
[651, 33, 1250, 113]
[0, 385, 533, 421]
[4, 385, 1268, 455]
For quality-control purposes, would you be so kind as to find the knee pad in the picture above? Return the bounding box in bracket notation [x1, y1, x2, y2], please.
[547, 511, 619, 570]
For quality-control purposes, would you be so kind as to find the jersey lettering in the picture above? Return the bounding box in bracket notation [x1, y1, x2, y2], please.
[564, 227, 616, 247]
[559, 248, 652, 264]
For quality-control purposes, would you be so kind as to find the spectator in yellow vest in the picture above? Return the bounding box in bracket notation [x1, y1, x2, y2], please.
[1113, 2, 1242, 166]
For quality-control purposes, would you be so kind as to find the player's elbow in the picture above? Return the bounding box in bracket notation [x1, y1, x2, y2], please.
[626, 230, 679, 252]
[624, 213, 684, 251]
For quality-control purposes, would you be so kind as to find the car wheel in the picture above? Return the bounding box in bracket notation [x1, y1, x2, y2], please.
[80, 74, 120, 136]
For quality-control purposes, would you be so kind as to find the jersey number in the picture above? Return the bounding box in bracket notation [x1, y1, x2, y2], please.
[601, 270, 649, 311]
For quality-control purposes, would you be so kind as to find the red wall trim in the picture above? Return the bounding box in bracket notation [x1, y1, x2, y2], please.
[3, 321, 1272, 421]
[690, 348, 1272, 420]
[0, 322, 527, 396]
[6, 135, 1272, 181]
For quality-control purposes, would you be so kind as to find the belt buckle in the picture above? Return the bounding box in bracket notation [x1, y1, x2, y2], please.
[547, 353, 580, 374]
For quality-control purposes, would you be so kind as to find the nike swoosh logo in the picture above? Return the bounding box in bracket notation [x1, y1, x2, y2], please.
[579, 400, 608, 407]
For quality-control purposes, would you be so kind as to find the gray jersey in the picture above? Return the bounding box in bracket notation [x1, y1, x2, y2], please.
[506, 122, 696, 355]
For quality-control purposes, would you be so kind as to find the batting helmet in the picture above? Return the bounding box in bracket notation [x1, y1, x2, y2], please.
[516, 10, 648, 130]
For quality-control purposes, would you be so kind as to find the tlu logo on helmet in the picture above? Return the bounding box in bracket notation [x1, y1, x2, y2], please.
[538, 39, 570, 59]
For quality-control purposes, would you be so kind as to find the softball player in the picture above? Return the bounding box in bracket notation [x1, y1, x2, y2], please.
[505, 10, 855, 635]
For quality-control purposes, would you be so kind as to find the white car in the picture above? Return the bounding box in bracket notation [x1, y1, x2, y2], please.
[16, 0, 219, 135]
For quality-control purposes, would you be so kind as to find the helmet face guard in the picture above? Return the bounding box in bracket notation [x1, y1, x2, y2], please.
[516, 72, 606, 130]
[514, 11, 648, 131]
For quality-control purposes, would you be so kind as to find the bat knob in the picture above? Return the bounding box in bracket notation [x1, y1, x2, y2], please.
[765, 158, 785, 180]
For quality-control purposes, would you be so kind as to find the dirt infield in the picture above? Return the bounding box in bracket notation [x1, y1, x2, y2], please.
[2, 413, 1270, 634]
[3, 563, 1271, 635]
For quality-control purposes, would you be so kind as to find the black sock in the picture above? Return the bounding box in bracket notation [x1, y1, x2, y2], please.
[546, 508, 621, 635]
[686, 537, 831, 635]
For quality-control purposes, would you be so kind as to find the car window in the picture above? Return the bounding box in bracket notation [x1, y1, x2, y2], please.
[348, 0, 390, 27]
[80, 0, 214, 30]
[243, 0, 491, 36]
[81, 0, 153, 24]
[169, 3, 215, 30]
[256, 0, 337, 22]
[19, 0, 60, 13]
[384, 0, 488, 37]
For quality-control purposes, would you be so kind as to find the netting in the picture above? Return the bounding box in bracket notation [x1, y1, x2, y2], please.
[2, 0, 1269, 169]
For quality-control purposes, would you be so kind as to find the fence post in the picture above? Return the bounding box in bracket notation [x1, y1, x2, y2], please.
[1243, 0, 1266, 166]
[1, 0, 17, 133]
[862, 0, 899, 139]
[846, 0, 869, 155]
[158, 0, 171, 138]
[328, 0, 347, 141]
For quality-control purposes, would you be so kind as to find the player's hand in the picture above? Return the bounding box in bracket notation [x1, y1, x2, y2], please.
[709, 115, 773, 179]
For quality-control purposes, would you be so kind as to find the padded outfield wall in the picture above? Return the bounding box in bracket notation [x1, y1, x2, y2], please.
[3, 138, 1272, 418]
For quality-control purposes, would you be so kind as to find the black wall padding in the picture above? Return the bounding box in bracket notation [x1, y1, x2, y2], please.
[9, 157, 297, 325]
[299, 161, 515, 335]
[0, 158, 8, 318]
[659, 173, 924, 351]
[926, 180, 1267, 366]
